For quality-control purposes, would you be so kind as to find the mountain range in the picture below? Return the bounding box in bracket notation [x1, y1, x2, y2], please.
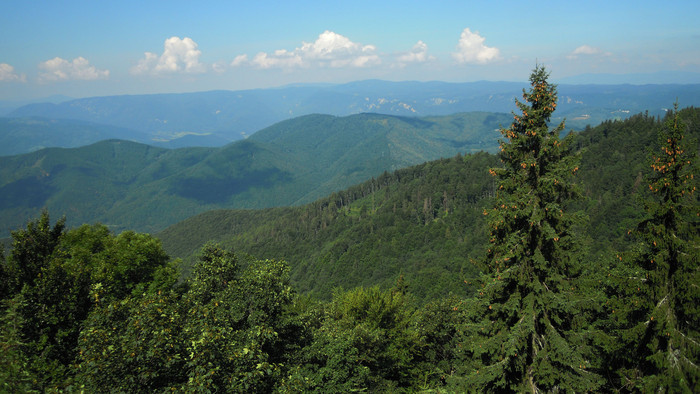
[3, 80, 699, 156]
[0, 111, 510, 237]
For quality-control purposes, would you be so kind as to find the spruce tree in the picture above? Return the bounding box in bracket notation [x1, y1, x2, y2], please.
[617, 103, 699, 391]
[452, 66, 602, 392]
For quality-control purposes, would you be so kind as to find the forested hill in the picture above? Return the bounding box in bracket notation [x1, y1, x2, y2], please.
[158, 107, 700, 301]
[0, 111, 509, 237]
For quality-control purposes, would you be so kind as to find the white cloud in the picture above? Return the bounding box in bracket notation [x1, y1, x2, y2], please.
[131, 52, 158, 75]
[250, 30, 380, 69]
[567, 45, 611, 59]
[252, 50, 303, 69]
[452, 28, 500, 64]
[397, 40, 434, 66]
[230, 54, 249, 67]
[38, 57, 109, 81]
[572, 45, 599, 55]
[212, 61, 228, 73]
[0, 63, 26, 82]
[132, 36, 205, 75]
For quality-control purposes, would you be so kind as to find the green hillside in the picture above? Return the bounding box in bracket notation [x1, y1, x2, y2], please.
[0, 141, 214, 236]
[0, 111, 510, 237]
[157, 107, 700, 301]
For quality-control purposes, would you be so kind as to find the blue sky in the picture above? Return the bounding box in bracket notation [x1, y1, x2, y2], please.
[1, 0, 699, 100]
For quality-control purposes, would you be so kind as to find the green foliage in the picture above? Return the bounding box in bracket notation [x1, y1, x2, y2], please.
[75, 243, 302, 392]
[606, 103, 700, 391]
[0, 297, 38, 393]
[4, 210, 65, 294]
[413, 294, 463, 389]
[161, 152, 499, 301]
[0, 243, 5, 300]
[74, 289, 186, 392]
[453, 66, 603, 391]
[0, 212, 175, 390]
[295, 285, 420, 392]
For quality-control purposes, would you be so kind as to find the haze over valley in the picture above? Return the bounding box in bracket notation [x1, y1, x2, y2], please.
[2, 80, 699, 156]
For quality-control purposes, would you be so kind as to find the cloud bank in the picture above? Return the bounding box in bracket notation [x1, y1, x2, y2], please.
[39, 57, 109, 81]
[452, 28, 500, 64]
[237, 31, 380, 69]
[132, 36, 205, 75]
[397, 41, 434, 66]
[0, 63, 26, 82]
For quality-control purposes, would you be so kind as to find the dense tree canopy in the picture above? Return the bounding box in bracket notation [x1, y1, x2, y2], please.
[0, 212, 177, 391]
[607, 103, 699, 391]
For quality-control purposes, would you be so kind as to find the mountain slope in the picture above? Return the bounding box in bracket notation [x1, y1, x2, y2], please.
[156, 107, 700, 301]
[0, 111, 509, 236]
[158, 152, 500, 301]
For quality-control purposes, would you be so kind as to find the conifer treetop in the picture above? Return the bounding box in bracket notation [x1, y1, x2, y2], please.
[456, 66, 603, 392]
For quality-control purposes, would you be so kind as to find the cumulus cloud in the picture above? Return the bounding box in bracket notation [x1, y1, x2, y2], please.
[452, 28, 500, 64]
[132, 36, 205, 75]
[567, 45, 611, 59]
[211, 61, 229, 73]
[0, 63, 26, 82]
[250, 30, 380, 69]
[38, 57, 109, 81]
[230, 54, 249, 67]
[397, 41, 435, 66]
[252, 50, 303, 69]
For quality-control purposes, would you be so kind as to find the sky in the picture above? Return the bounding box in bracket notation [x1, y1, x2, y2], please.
[1, 0, 699, 100]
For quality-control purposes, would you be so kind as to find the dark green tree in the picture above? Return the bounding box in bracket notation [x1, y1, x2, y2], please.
[3, 210, 65, 295]
[413, 294, 463, 389]
[613, 103, 699, 391]
[74, 288, 187, 392]
[453, 66, 603, 391]
[0, 297, 37, 393]
[0, 214, 177, 391]
[75, 243, 302, 392]
[294, 285, 420, 392]
[0, 244, 6, 300]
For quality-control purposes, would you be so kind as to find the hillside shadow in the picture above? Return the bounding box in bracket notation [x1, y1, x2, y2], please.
[0, 177, 55, 208]
[172, 168, 293, 204]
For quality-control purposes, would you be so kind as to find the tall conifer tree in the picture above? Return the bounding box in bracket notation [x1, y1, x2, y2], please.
[453, 66, 602, 392]
[616, 103, 699, 391]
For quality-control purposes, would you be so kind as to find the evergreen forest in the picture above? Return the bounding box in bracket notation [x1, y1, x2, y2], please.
[1, 67, 698, 392]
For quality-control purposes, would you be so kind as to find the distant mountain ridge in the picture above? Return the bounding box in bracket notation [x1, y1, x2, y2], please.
[0, 111, 510, 237]
[0, 117, 151, 156]
[5, 80, 699, 154]
[556, 71, 700, 85]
